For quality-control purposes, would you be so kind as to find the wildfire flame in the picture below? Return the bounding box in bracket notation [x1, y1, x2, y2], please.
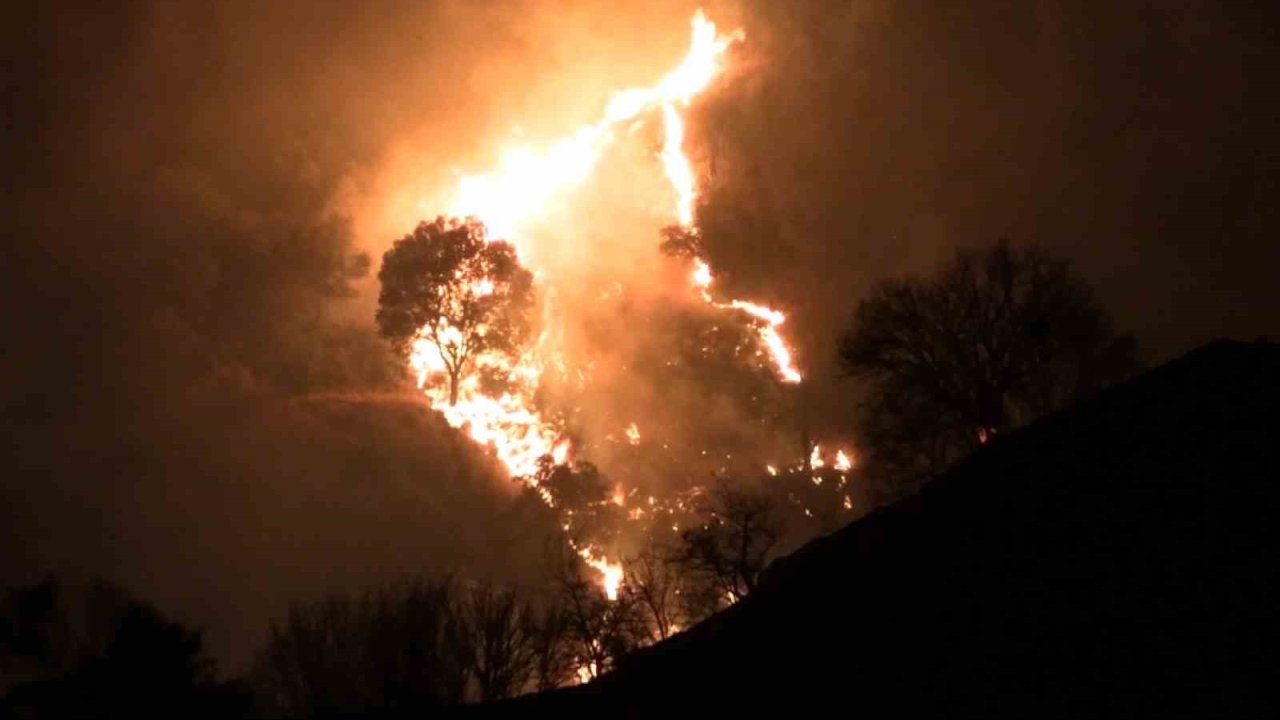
[660, 104, 698, 226]
[803, 444, 857, 473]
[577, 546, 624, 601]
[449, 10, 738, 249]
[834, 449, 854, 472]
[809, 444, 825, 469]
[689, 260, 803, 384]
[408, 332, 559, 479]
[403, 10, 803, 599]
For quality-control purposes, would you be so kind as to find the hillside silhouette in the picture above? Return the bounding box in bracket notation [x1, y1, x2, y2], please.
[482, 339, 1279, 717]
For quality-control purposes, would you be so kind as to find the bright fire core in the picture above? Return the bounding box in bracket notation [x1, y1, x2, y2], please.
[405, 10, 803, 597]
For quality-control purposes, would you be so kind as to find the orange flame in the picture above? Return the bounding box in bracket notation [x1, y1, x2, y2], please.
[578, 546, 624, 601]
[809, 444, 825, 469]
[448, 10, 738, 247]
[408, 332, 561, 478]
[403, 10, 803, 601]
[685, 259, 803, 384]
[660, 104, 698, 226]
[834, 449, 854, 472]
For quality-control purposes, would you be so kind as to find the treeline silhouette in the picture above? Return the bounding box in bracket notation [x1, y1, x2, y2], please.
[3, 240, 1142, 716]
[248, 476, 819, 715]
[840, 239, 1140, 501]
[1, 576, 250, 719]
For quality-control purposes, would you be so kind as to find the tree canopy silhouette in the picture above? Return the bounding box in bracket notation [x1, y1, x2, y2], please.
[839, 239, 1139, 492]
[461, 582, 539, 703]
[252, 579, 472, 716]
[377, 217, 534, 405]
[1, 576, 249, 719]
[675, 482, 783, 615]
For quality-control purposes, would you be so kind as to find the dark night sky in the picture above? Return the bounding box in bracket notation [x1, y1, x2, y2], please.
[2, 0, 1277, 670]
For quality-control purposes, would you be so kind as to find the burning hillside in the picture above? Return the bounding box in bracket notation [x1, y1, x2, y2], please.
[378, 10, 848, 599]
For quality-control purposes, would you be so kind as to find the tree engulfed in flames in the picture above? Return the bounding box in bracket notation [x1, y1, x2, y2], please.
[403, 10, 810, 600]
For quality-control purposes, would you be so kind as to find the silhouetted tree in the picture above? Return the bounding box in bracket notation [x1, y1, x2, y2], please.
[622, 542, 688, 641]
[548, 549, 643, 681]
[253, 579, 469, 717]
[534, 459, 624, 547]
[1, 576, 248, 720]
[461, 582, 538, 702]
[1, 575, 63, 666]
[376, 216, 534, 405]
[839, 239, 1139, 492]
[658, 224, 704, 258]
[675, 483, 783, 617]
[528, 599, 574, 692]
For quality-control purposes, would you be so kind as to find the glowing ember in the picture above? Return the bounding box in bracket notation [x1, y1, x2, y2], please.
[625, 422, 641, 445]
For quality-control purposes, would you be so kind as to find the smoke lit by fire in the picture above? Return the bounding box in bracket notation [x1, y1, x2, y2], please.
[399, 10, 839, 601]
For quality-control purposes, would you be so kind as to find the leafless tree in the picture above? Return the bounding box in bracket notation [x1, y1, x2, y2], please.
[460, 582, 538, 702]
[528, 598, 574, 692]
[252, 579, 470, 716]
[622, 543, 688, 641]
[546, 548, 642, 681]
[675, 482, 783, 618]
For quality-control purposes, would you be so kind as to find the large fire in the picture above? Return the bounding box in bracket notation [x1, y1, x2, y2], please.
[403, 10, 809, 599]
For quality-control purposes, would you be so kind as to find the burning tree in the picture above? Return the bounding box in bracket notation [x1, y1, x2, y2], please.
[377, 217, 534, 406]
[548, 549, 644, 681]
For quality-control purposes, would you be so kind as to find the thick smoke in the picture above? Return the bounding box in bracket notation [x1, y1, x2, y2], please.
[689, 0, 1280, 435]
[0, 0, 699, 669]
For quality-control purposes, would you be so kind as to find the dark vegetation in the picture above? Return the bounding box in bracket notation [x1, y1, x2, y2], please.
[246, 476, 809, 713]
[1, 577, 250, 719]
[13, 238, 1270, 718]
[839, 240, 1141, 498]
[489, 339, 1279, 718]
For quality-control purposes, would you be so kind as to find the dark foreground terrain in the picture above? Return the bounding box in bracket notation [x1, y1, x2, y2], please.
[482, 340, 1279, 718]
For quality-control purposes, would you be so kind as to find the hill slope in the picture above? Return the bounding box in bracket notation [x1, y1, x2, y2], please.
[490, 340, 1279, 717]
